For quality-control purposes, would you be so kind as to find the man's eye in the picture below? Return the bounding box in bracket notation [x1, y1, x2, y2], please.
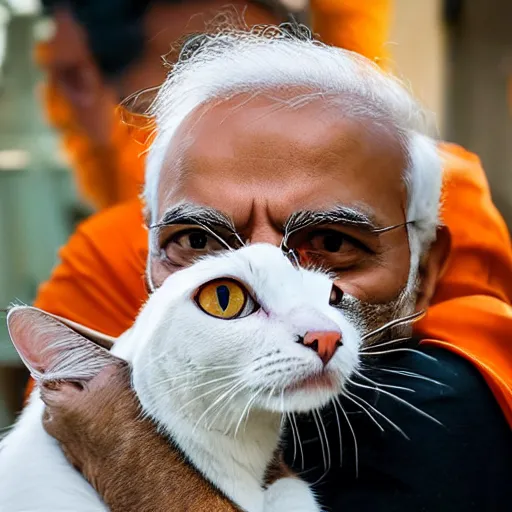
[308, 229, 363, 254]
[175, 230, 211, 250]
[310, 231, 347, 252]
[164, 229, 224, 267]
[291, 228, 371, 273]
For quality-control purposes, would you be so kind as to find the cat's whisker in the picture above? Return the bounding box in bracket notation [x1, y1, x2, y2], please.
[234, 387, 265, 438]
[148, 376, 197, 391]
[168, 373, 244, 395]
[290, 412, 305, 471]
[310, 410, 326, 475]
[343, 388, 408, 439]
[265, 385, 278, 409]
[149, 366, 244, 390]
[140, 350, 242, 376]
[209, 382, 249, 433]
[165, 362, 243, 376]
[193, 364, 244, 372]
[360, 337, 410, 352]
[250, 359, 307, 377]
[193, 380, 246, 433]
[339, 391, 385, 432]
[255, 363, 310, 385]
[312, 409, 329, 474]
[318, 409, 331, 473]
[243, 388, 266, 433]
[353, 369, 415, 394]
[205, 379, 249, 435]
[221, 382, 254, 434]
[359, 347, 438, 362]
[250, 351, 279, 365]
[286, 412, 298, 466]
[175, 379, 241, 416]
[368, 366, 446, 387]
[333, 395, 359, 477]
[137, 350, 169, 374]
[146, 370, 211, 387]
[309, 409, 331, 486]
[156, 372, 237, 387]
[330, 398, 343, 465]
[347, 379, 443, 427]
[361, 310, 425, 342]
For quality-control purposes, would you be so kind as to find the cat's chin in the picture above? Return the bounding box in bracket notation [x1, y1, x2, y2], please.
[257, 371, 342, 414]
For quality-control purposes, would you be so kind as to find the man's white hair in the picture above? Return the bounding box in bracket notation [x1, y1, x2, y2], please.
[145, 26, 442, 281]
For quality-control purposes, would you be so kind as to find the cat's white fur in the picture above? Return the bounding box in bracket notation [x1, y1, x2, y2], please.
[0, 244, 361, 511]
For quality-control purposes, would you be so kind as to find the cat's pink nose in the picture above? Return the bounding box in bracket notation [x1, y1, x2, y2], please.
[301, 331, 343, 365]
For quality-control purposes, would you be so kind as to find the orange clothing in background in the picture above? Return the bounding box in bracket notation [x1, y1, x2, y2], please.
[35, 43, 148, 210]
[33, 143, 512, 427]
[311, 0, 391, 66]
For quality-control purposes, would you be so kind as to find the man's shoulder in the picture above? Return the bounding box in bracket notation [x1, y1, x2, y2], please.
[358, 344, 512, 475]
[292, 345, 512, 510]
[372, 343, 507, 419]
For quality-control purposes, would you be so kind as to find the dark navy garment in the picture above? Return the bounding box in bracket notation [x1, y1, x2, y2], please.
[284, 342, 512, 511]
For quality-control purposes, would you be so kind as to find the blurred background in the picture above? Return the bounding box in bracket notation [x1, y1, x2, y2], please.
[0, 0, 510, 427]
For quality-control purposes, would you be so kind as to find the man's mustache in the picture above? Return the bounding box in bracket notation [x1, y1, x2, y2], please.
[337, 287, 418, 346]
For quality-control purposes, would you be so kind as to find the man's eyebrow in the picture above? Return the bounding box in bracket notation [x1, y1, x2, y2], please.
[283, 206, 381, 237]
[151, 203, 236, 232]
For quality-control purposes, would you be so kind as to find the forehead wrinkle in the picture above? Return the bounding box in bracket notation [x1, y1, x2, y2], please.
[157, 91, 407, 233]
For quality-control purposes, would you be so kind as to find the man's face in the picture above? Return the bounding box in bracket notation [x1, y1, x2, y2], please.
[150, 94, 415, 315]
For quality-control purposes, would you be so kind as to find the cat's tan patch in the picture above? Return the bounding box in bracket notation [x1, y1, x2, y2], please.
[42, 364, 291, 511]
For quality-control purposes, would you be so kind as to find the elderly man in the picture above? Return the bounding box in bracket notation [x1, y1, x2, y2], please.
[38, 29, 511, 511]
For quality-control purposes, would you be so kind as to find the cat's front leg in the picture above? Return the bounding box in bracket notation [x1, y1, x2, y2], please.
[264, 477, 322, 512]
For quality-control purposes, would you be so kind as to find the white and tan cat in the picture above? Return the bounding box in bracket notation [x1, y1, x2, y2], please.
[0, 244, 362, 512]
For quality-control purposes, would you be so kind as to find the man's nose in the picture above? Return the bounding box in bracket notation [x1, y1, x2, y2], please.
[297, 331, 343, 365]
[247, 225, 282, 247]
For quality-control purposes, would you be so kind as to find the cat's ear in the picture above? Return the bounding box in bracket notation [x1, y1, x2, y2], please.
[6, 306, 123, 384]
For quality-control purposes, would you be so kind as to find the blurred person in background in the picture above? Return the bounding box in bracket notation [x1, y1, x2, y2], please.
[20, 0, 512, 509]
[36, 0, 293, 210]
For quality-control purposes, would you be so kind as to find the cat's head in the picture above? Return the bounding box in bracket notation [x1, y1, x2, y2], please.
[127, 244, 362, 430]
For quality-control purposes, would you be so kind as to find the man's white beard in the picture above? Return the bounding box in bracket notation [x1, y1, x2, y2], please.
[339, 281, 419, 347]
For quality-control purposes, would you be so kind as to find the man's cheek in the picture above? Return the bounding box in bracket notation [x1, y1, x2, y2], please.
[148, 257, 174, 289]
[334, 267, 410, 305]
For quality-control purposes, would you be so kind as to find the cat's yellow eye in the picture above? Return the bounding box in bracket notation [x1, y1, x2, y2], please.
[195, 278, 257, 320]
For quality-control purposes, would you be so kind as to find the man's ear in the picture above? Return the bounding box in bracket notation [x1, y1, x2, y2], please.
[7, 306, 124, 385]
[415, 226, 451, 312]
